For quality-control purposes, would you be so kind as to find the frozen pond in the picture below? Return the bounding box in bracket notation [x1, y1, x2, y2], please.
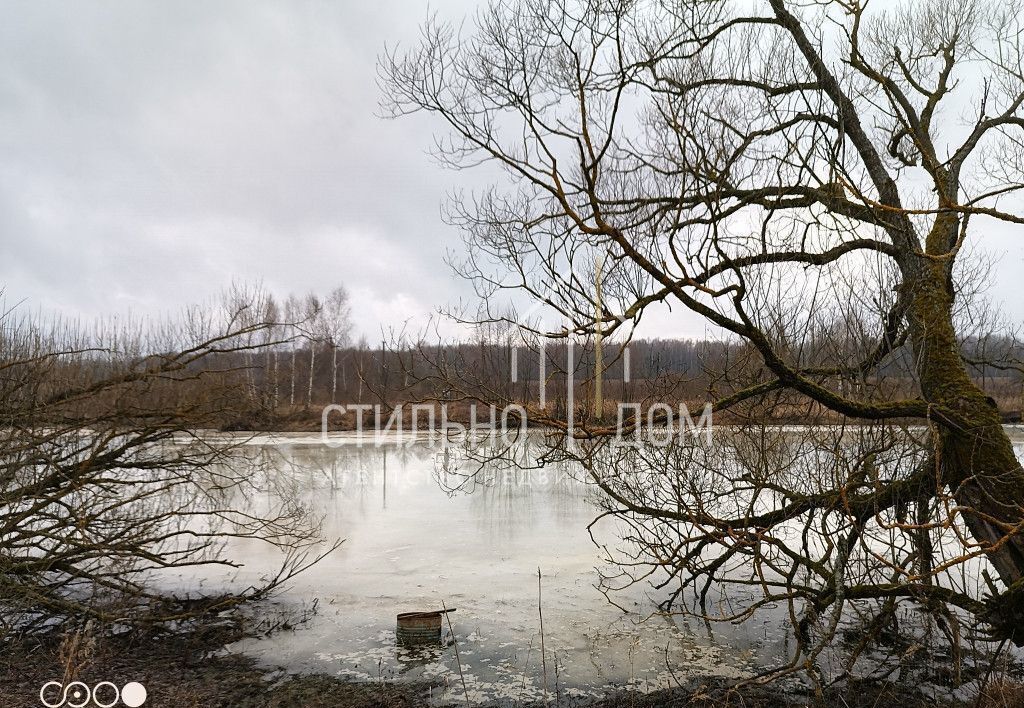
[183, 434, 774, 704]
[172, 426, 1024, 704]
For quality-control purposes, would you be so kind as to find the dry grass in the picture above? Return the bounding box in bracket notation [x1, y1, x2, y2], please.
[4, 627, 1017, 708]
[975, 677, 1024, 708]
[1, 630, 430, 708]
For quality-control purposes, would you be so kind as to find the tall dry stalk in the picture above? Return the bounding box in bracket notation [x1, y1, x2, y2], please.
[442, 601, 470, 704]
[538, 566, 548, 704]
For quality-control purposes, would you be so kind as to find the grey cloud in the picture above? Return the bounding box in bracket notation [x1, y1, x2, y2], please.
[0, 0, 1021, 339]
[0, 0, 478, 336]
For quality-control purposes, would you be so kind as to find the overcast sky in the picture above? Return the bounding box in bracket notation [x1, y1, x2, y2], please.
[0, 0, 485, 340]
[1, 1, 1021, 342]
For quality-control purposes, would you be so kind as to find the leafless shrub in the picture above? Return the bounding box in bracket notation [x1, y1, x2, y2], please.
[0, 288, 338, 636]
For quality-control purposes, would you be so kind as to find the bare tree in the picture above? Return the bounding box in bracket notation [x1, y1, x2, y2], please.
[284, 293, 302, 408]
[323, 286, 353, 403]
[382, 0, 1024, 686]
[263, 293, 282, 410]
[221, 280, 270, 408]
[302, 292, 323, 409]
[0, 290, 335, 634]
[355, 335, 369, 403]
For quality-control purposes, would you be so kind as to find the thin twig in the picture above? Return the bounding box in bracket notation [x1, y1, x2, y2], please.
[974, 637, 1008, 708]
[518, 635, 534, 705]
[538, 566, 549, 705]
[443, 600, 471, 705]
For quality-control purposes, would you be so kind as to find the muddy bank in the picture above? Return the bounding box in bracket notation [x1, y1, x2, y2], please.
[1, 629, 430, 708]
[2, 630, 1019, 708]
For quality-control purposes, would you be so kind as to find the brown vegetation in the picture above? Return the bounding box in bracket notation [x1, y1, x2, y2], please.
[0, 287, 336, 635]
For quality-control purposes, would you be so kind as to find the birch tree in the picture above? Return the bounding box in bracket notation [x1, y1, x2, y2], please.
[303, 292, 323, 409]
[323, 286, 353, 403]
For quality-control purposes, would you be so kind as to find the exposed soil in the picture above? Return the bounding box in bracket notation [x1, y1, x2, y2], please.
[1, 628, 431, 708]
[3, 628, 1020, 708]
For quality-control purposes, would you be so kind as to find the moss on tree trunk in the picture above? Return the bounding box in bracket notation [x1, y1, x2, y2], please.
[907, 219, 1024, 643]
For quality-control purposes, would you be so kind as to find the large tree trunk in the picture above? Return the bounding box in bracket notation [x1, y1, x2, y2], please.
[907, 218, 1024, 641]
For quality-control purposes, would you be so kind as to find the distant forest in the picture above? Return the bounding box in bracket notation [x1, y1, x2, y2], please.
[6, 284, 1021, 431]
[223, 334, 1024, 428]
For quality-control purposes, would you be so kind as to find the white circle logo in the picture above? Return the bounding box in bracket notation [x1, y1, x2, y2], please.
[120, 682, 147, 707]
[39, 680, 147, 707]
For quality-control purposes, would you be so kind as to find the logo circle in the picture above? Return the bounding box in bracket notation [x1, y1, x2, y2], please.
[121, 681, 147, 707]
[64, 682, 90, 708]
[39, 681, 63, 708]
[92, 681, 120, 708]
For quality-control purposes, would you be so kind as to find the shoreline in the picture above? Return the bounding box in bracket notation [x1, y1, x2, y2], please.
[215, 401, 1024, 434]
[2, 631, 998, 708]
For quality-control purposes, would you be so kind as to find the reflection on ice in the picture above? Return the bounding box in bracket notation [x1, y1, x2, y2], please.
[177, 435, 762, 704]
